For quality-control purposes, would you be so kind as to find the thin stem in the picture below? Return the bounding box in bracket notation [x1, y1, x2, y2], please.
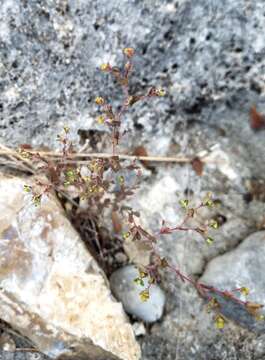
[0, 148, 201, 163]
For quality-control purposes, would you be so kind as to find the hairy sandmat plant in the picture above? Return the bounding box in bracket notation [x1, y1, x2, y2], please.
[17, 48, 264, 329]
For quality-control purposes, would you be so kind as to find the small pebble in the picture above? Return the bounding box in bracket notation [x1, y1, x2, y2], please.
[110, 265, 166, 323]
[132, 322, 146, 337]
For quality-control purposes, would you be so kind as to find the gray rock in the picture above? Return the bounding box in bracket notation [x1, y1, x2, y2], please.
[110, 265, 166, 323]
[0, 0, 265, 179]
[200, 231, 265, 332]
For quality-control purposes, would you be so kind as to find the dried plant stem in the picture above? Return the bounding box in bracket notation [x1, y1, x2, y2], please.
[0, 144, 35, 173]
[15, 348, 39, 353]
[0, 147, 207, 164]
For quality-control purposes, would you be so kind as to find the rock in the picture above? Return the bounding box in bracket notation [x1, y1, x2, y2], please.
[0, 333, 16, 352]
[0, 0, 265, 179]
[0, 175, 140, 360]
[200, 231, 265, 332]
[110, 265, 165, 323]
[132, 322, 146, 337]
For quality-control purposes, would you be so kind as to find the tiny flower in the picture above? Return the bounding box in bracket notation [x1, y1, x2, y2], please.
[118, 175, 125, 184]
[134, 277, 145, 287]
[17, 148, 31, 159]
[156, 88, 166, 97]
[206, 298, 219, 313]
[203, 192, 214, 207]
[204, 199, 214, 207]
[123, 47, 135, 58]
[139, 289, 150, 302]
[256, 314, 265, 321]
[100, 63, 111, 72]
[97, 115, 105, 124]
[215, 315, 225, 329]
[63, 126, 70, 133]
[95, 96, 105, 105]
[240, 287, 250, 296]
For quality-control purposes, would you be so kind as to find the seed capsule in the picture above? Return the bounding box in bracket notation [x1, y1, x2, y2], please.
[123, 47, 135, 58]
[100, 63, 111, 72]
[139, 289, 150, 302]
[240, 287, 250, 296]
[95, 96, 105, 105]
[157, 88, 166, 96]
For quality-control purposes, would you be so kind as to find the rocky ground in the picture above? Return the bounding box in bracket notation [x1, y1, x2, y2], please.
[1, 0, 265, 359]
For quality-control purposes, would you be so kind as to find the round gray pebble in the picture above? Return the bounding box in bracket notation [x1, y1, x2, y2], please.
[110, 265, 166, 323]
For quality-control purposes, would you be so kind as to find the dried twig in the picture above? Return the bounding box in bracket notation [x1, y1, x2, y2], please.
[0, 144, 35, 173]
[0, 147, 204, 164]
[15, 347, 39, 353]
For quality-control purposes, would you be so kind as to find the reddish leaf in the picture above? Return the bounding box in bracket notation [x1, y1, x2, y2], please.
[133, 146, 149, 167]
[20, 144, 32, 150]
[191, 157, 204, 176]
[250, 106, 265, 131]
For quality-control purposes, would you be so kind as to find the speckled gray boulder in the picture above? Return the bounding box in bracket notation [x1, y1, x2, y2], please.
[110, 265, 166, 323]
[0, 0, 265, 179]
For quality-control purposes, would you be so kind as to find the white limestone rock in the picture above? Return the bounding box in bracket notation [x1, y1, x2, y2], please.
[0, 175, 141, 360]
[110, 265, 166, 323]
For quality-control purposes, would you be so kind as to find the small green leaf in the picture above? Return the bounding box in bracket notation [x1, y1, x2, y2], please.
[134, 278, 144, 287]
[206, 237, 214, 245]
[32, 194, 42, 207]
[122, 232, 130, 240]
[179, 199, 189, 208]
[23, 185, 32, 193]
[118, 175, 125, 185]
[204, 199, 214, 207]
[210, 220, 219, 229]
